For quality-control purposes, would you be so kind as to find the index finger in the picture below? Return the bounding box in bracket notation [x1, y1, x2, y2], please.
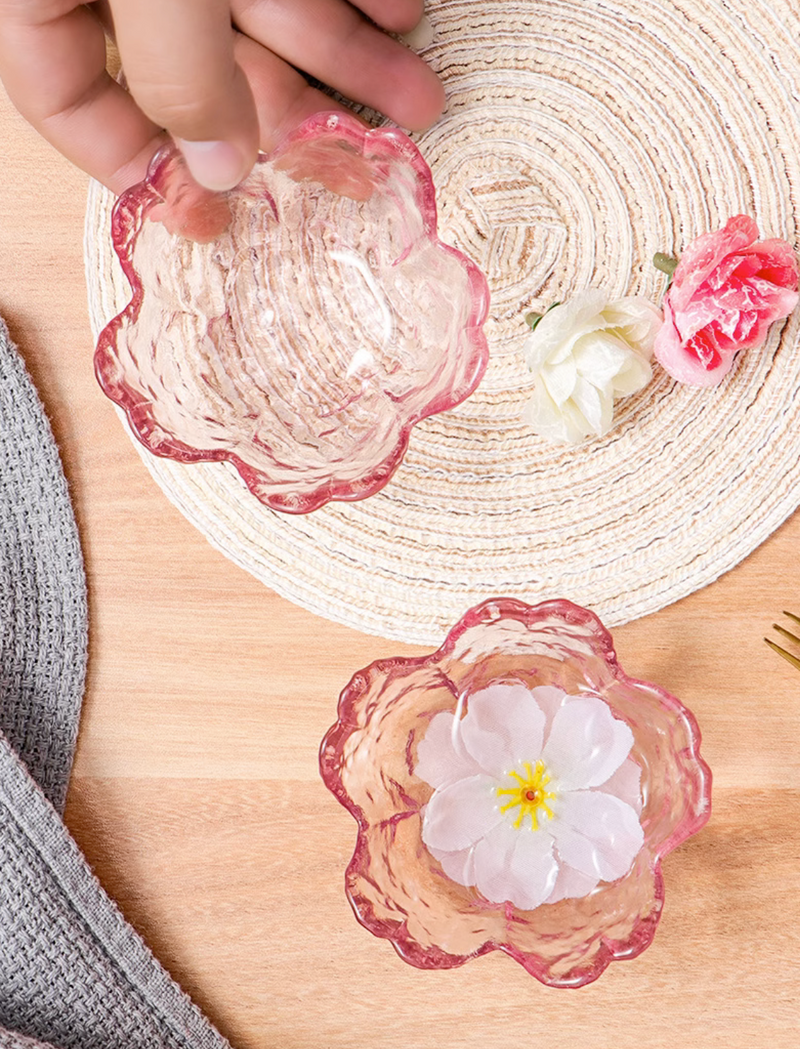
[109, 0, 259, 190]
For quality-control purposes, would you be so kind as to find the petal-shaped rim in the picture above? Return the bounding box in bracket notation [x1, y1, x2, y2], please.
[94, 111, 490, 515]
[319, 597, 712, 987]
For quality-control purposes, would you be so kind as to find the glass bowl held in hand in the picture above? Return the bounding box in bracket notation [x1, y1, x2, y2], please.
[94, 112, 490, 513]
[319, 597, 711, 987]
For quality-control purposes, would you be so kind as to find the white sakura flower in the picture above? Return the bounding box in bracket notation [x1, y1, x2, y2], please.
[416, 683, 644, 911]
[523, 290, 662, 444]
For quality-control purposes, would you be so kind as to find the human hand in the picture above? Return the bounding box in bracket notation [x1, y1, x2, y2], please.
[0, 0, 443, 194]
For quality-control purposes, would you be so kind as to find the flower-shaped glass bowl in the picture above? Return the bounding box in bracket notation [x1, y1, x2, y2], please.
[94, 112, 490, 513]
[319, 598, 711, 987]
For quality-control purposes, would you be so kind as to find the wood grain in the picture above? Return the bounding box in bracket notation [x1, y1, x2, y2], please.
[1, 86, 799, 1049]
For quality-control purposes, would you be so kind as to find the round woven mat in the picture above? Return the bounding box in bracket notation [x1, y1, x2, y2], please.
[85, 0, 800, 645]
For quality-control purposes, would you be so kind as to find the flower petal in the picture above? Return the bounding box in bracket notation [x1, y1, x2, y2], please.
[428, 844, 476, 888]
[541, 695, 634, 789]
[594, 756, 643, 815]
[654, 302, 733, 387]
[573, 332, 630, 387]
[472, 821, 559, 910]
[552, 790, 644, 882]
[421, 774, 502, 852]
[752, 237, 800, 288]
[599, 297, 662, 348]
[415, 711, 482, 790]
[543, 356, 578, 406]
[570, 375, 610, 436]
[524, 290, 608, 370]
[460, 683, 546, 778]
[670, 215, 759, 312]
[543, 861, 600, 904]
[529, 685, 570, 735]
[612, 351, 653, 397]
[523, 382, 585, 444]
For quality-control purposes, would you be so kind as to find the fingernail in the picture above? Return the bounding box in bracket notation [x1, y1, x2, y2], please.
[175, 139, 247, 192]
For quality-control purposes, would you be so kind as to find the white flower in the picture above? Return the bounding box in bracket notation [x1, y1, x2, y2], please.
[522, 290, 661, 444]
[416, 683, 644, 911]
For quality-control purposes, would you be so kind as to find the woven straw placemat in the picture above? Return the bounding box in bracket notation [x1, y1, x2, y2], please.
[85, 0, 800, 645]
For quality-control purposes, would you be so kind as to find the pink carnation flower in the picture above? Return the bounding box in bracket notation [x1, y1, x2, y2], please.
[654, 215, 799, 387]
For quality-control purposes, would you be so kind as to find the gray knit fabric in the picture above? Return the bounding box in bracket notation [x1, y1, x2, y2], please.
[0, 1030, 60, 1049]
[0, 321, 231, 1049]
[0, 735, 230, 1049]
[0, 320, 87, 813]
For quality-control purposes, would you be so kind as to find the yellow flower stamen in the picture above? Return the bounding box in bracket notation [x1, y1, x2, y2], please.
[496, 760, 557, 831]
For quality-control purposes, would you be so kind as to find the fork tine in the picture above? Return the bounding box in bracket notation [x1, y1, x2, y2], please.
[783, 611, 800, 628]
[765, 637, 800, 671]
[772, 623, 800, 646]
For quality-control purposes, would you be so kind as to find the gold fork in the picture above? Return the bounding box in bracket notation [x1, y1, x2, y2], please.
[765, 612, 800, 671]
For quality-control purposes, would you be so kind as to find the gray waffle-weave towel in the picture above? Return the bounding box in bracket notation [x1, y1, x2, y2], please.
[0, 319, 231, 1049]
[0, 318, 86, 813]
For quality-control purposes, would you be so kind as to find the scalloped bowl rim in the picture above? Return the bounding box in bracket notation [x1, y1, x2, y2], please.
[319, 596, 712, 987]
[94, 112, 491, 514]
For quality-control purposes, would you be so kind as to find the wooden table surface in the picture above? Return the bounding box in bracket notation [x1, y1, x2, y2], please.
[2, 85, 799, 1049]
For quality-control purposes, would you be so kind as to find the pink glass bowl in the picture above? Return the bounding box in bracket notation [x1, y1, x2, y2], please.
[94, 112, 490, 514]
[319, 598, 711, 987]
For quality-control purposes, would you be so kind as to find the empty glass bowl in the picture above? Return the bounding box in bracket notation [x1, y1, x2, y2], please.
[94, 112, 490, 513]
[320, 597, 711, 987]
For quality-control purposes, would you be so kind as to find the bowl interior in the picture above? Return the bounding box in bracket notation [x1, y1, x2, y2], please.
[95, 113, 489, 512]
